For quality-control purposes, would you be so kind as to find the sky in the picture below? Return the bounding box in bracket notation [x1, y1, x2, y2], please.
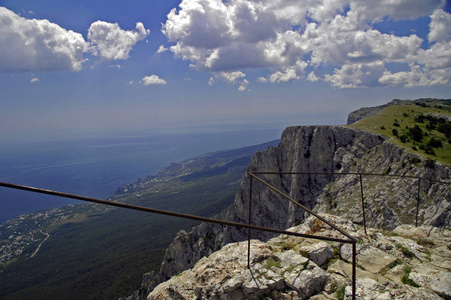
[1, 0, 451, 142]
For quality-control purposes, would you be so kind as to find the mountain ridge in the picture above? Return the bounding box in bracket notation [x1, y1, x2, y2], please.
[124, 99, 450, 299]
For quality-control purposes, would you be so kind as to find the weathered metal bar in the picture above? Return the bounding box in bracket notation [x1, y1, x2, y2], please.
[0, 181, 353, 244]
[247, 175, 253, 269]
[416, 178, 421, 227]
[249, 172, 357, 299]
[251, 171, 450, 185]
[359, 174, 367, 235]
[352, 242, 357, 300]
[249, 173, 356, 242]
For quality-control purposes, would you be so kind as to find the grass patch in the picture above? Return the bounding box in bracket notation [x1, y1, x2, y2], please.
[401, 265, 420, 287]
[418, 238, 435, 247]
[379, 258, 404, 275]
[396, 244, 415, 259]
[348, 104, 451, 166]
[264, 256, 281, 269]
[336, 285, 346, 299]
[276, 242, 297, 251]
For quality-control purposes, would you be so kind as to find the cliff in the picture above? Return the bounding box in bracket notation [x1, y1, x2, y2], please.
[124, 125, 450, 299]
[149, 214, 451, 299]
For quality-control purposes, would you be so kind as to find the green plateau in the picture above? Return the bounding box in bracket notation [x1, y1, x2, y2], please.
[348, 100, 451, 166]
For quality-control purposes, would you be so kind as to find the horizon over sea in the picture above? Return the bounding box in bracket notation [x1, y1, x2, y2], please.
[0, 126, 284, 224]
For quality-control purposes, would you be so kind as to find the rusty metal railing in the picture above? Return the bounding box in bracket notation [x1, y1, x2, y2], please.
[247, 171, 450, 298]
[250, 171, 451, 233]
[0, 180, 358, 299]
[248, 172, 357, 298]
[3, 170, 448, 299]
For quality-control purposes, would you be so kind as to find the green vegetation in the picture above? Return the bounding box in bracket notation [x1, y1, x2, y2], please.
[0, 142, 279, 300]
[396, 244, 415, 259]
[349, 103, 451, 166]
[264, 256, 281, 269]
[336, 285, 346, 299]
[401, 265, 420, 287]
[379, 258, 403, 275]
[275, 241, 296, 251]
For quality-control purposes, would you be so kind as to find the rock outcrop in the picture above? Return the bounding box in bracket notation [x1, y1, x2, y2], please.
[148, 214, 451, 299]
[125, 125, 450, 299]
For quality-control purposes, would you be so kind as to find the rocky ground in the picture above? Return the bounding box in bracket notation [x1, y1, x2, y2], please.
[148, 214, 451, 300]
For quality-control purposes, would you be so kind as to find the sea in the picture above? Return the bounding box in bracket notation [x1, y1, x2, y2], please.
[0, 126, 284, 224]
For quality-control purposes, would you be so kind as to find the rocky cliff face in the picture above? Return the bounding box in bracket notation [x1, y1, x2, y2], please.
[124, 125, 450, 299]
[149, 214, 451, 300]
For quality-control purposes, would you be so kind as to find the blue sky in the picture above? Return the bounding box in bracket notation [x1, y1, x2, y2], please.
[1, 0, 451, 142]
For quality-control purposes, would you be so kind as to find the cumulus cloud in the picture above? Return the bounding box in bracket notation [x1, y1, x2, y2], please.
[141, 75, 167, 85]
[88, 21, 149, 61]
[209, 71, 249, 90]
[157, 45, 168, 54]
[307, 71, 320, 82]
[325, 61, 386, 88]
[30, 77, 40, 83]
[0, 7, 149, 72]
[0, 6, 88, 72]
[429, 8, 451, 43]
[162, 0, 450, 88]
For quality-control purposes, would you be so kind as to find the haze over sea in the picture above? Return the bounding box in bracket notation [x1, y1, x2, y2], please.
[0, 126, 283, 224]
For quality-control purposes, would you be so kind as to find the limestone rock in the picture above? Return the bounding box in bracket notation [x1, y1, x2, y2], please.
[148, 214, 451, 300]
[127, 124, 450, 299]
[300, 242, 334, 266]
[410, 263, 451, 296]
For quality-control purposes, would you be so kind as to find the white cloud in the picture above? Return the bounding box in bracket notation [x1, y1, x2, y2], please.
[257, 77, 268, 83]
[30, 77, 40, 83]
[157, 45, 168, 54]
[209, 71, 249, 90]
[0, 7, 149, 72]
[269, 60, 308, 82]
[238, 79, 249, 91]
[162, 0, 450, 88]
[324, 61, 386, 88]
[429, 8, 451, 43]
[307, 71, 320, 82]
[379, 63, 451, 87]
[88, 21, 149, 61]
[141, 75, 167, 85]
[0, 7, 88, 72]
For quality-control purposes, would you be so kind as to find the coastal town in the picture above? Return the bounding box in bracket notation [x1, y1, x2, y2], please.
[0, 207, 67, 264]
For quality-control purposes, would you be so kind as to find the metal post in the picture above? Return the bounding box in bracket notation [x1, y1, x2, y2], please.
[352, 241, 357, 300]
[247, 175, 253, 269]
[359, 174, 367, 235]
[416, 178, 421, 227]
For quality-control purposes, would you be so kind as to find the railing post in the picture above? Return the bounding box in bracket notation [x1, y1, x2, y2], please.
[416, 178, 421, 227]
[359, 174, 367, 235]
[352, 241, 357, 300]
[247, 174, 253, 269]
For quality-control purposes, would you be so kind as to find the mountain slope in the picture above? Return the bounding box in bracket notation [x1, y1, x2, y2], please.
[149, 214, 451, 299]
[0, 140, 278, 299]
[128, 99, 450, 299]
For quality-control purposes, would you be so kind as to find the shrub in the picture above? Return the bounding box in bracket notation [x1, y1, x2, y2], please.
[392, 129, 399, 137]
[409, 125, 423, 142]
[427, 137, 443, 148]
[424, 159, 435, 169]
